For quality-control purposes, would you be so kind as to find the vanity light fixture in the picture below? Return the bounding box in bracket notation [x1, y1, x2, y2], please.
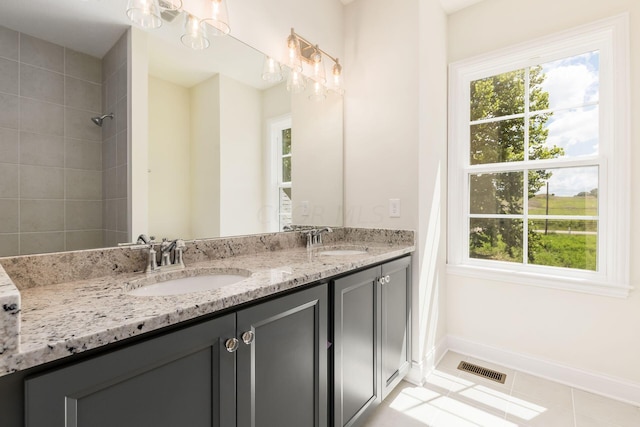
[126, 0, 230, 49]
[262, 57, 283, 82]
[181, 13, 210, 50]
[126, 0, 163, 29]
[284, 28, 344, 99]
[200, 0, 231, 37]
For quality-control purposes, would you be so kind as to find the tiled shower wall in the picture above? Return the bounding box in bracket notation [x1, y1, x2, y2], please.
[0, 25, 105, 256]
[101, 30, 130, 247]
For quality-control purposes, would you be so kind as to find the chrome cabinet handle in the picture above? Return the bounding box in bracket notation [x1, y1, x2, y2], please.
[384, 275, 391, 284]
[225, 338, 239, 353]
[378, 277, 385, 286]
[241, 331, 255, 345]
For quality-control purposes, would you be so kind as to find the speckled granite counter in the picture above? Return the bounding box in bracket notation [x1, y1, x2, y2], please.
[0, 228, 414, 377]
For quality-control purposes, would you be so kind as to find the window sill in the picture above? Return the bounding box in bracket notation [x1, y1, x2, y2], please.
[446, 264, 632, 298]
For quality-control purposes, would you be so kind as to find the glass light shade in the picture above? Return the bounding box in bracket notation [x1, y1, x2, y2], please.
[309, 81, 327, 101]
[126, 0, 162, 29]
[201, 0, 230, 36]
[181, 14, 210, 50]
[287, 68, 306, 94]
[331, 60, 344, 95]
[286, 33, 303, 72]
[311, 49, 326, 84]
[262, 57, 283, 82]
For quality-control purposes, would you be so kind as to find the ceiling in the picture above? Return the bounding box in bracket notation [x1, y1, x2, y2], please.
[339, 0, 486, 14]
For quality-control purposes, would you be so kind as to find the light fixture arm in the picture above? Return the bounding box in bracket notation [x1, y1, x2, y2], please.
[289, 28, 340, 65]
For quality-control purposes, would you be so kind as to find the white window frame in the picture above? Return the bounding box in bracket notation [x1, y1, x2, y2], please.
[447, 14, 631, 297]
[267, 115, 292, 232]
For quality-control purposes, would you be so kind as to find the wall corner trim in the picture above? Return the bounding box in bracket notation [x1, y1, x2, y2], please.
[406, 336, 449, 386]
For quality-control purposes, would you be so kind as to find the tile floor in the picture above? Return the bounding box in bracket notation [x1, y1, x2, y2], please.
[362, 351, 640, 427]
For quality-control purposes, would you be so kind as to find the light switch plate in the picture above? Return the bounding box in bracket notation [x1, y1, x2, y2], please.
[389, 199, 400, 218]
[300, 201, 310, 216]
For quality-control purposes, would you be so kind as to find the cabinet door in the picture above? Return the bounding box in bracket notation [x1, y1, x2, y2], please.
[333, 266, 381, 427]
[381, 256, 411, 399]
[25, 314, 236, 427]
[236, 284, 328, 427]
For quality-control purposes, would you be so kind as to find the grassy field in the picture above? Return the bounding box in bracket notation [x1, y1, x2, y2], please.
[531, 232, 597, 271]
[529, 195, 598, 232]
[528, 194, 597, 216]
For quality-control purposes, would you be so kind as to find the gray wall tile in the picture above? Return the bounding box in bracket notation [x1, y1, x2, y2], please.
[20, 199, 64, 232]
[103, 167, 117, 199]
[0, 26, 18, 61]
[65, 77, 101, 112]
[116, 96, 127, 132]
[115, 231, 129, 244]
[0, 199, 19, 232]
[65, 138, 101, 171]
[65, 49, 102, 84]
[0, 128, 19, 164]
[105, 73, 118, 111]
[20, 165, 64, 199]
[103, 230, 118, 247]
[20, 132, 64, 167]
[103, 198, 117, 230]
[0, 57, 19, 95]
[66, 169, 102, 200]
[66, 230, 104, 251]
[66, 200, 102, 230]
[116, 130, 128, 167]
[21, 98, 64, 135]
[0, 233, 19, 257]
[0, 93, 19, 129]
[117, 63, 127, 101]
[102, 136, 116, 170]
[65, 107, 102, 141]
[20, 232, 65, 254]
[116, 165, 128, 199]
[116, 197, 128, 233]
[20, 33, 64, 73]
[100, 106, 116, 140]
[0, 163, 19, 198]
[20, 64, 64, 104]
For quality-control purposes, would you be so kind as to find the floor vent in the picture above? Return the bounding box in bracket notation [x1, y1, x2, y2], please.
[457, 361, 506, 384]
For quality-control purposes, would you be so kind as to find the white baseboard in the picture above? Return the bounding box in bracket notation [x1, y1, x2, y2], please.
[447, 335, 640, 406]
[406, 336, 448, 386]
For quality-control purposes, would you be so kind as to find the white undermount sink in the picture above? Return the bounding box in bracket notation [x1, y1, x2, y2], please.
[127, 272, 250, 297]
[317, 246, 368, 256]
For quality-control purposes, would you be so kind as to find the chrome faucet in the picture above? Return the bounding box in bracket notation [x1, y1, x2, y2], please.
[145, 238, 186, 273]
[306, 227, 333, 248]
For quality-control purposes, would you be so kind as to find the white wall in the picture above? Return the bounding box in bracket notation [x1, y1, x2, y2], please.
[343, 0, 449, 379]
[291, 90, 344, 226]
[148, 77, 192, 239]
[447, 0, 640, 386]
[219, 75, 264, 236]
[190, 75, 221, 238]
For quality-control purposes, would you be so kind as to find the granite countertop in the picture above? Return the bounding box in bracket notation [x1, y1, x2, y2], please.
[0, 228, 414, 377]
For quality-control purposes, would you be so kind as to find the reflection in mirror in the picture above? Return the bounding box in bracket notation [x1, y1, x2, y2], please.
[0, 1, 343, 257]
[139, 10, 343, 243]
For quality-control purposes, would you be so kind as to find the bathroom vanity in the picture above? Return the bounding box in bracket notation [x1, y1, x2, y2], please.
[0, 228, 413, 427]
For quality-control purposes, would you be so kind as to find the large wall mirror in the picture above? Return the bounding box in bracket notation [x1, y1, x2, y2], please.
[0, 0, 343, 257]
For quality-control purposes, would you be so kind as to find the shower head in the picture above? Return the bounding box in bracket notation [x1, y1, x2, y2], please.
[91, 113, 114, 127]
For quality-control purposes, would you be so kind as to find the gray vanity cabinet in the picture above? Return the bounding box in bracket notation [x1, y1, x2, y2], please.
[332, 256, 411, 427]
[236, 283, 328, 427]
[380, 257, 411, 399]
[24, 283, 328, 427]
[25, 313, 237, 427]
[332, 266, 382, 427]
